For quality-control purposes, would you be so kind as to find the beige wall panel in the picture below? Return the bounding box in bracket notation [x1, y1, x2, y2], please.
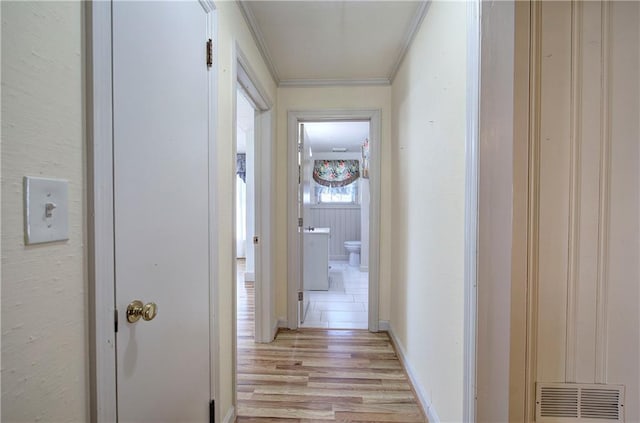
[529, 3, 640, 422]
[574, 1, 601, 384]
[606, 2, 639, 422]
[536, 0, 572, 383]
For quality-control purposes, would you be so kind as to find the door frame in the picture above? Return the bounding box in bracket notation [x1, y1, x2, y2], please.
[231, 42, 275, 347]
[86, 1, 218, 421]
[286, 109, 382, 331]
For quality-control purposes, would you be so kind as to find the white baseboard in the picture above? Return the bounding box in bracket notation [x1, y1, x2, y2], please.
[378, 320, 390, 331]
[271, 318, 279, 340]
[222, 406, 235, 423]
[277, 317, 288, 329]
[387, 324, 440, 423]
[244, 272, 255, 282]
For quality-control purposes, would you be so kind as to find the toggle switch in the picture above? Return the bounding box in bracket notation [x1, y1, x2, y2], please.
[24, 176, 69, 245]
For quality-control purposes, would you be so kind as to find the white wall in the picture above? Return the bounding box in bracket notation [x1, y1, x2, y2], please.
[275, 86, 392, 324]
[214, 1, 277, 419]
[1, 2, 88, 421]
[390, 2, 467, 421]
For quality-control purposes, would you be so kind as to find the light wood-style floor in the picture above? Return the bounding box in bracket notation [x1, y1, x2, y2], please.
[236, 261, 427, 422]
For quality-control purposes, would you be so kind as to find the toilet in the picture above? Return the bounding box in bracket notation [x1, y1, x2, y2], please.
[344, 241, 361, 267]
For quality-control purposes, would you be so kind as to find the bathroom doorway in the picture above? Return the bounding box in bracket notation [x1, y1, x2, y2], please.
[287, 109, 382, 332]
[300, 121, 370, 329]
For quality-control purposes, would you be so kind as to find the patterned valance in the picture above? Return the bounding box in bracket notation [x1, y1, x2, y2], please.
[313, 160, 360, 187]
[236, 153, 246, 183]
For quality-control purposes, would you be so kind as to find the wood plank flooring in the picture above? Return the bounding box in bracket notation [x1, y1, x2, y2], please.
[236, 263, 427, 422]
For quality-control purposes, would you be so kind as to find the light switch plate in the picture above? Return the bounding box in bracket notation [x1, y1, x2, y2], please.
[24, 176, 69, 245]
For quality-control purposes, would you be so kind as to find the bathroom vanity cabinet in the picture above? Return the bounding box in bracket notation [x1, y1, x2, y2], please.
[303, 228, 330, 290]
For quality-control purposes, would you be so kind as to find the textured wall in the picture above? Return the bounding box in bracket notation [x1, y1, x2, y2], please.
[1, 2, 88, 422]
[390, 2, 467, 421]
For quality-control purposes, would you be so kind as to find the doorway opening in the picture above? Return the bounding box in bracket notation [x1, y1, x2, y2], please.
[299, 121, 371, 329]
[287, 109, 381, 332]
[235, 88, 256, 342]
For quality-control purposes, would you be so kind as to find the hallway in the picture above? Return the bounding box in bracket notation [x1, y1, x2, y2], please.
[236, 269, 426, 422]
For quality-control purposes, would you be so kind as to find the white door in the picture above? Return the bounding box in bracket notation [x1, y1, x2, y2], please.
[113, 1, 213, 421]
[297, 123, 311, 325]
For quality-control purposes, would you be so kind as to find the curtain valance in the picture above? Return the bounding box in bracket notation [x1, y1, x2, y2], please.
[313, 159, 360, 187]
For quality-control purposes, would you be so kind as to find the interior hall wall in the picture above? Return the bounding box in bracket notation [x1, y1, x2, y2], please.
[390, 1, 467, 420]
[1, 2, 88, 421]
[215, 1, 278, 418]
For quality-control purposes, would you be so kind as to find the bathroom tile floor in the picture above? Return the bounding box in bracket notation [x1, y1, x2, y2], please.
[300, 260, 369, 330]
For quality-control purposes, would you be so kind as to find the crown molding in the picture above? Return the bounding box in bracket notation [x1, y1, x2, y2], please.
[237, 0, 281, 84]
[279, 78, 391, 88]
[389, 0, 431, 84]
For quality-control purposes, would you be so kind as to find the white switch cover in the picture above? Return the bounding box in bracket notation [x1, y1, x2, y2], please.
[24, 176, 69, 245]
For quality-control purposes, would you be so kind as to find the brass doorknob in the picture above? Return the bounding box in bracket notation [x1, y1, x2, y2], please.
[126, 300, 158, 323]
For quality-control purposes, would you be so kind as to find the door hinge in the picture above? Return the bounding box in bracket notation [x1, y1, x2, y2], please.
[298, 165, 301, 184]
[298, 291, 303, 301]
[114, 309, 119, 333]
[298, 217, 303, 228]
[206, 39, 213, 68]
[209, 399, 215, 423]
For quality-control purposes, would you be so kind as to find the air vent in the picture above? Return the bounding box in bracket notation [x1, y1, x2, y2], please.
[536, 383, 624, 422]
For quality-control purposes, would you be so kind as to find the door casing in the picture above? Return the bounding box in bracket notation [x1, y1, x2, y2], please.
[86, 1, 219, 421]
[286, 109, 382, 332]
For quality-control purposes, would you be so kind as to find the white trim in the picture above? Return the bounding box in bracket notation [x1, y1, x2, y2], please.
[236, 45, 273, 111]
[207, 6, 220, 423]
[287, 109, 381, 332]
[277, 317, 288, 329]
[464, 1, 480, 422]
[232, 43, 275, 348]
[86, 2, 117, 421]
[565, 0, 583, 383]
[221, 406, 236, 423]
[378, 320, 390, 331]
[255, 109, 276, 343]
[279, 78, 390, 87]
[387, 324, 440, 423]
[525, 2, 542, 420]
[595, 0, 612, 384]
[88, 3, 218, 422]
[388, 1, 431, 83]
[236, 0, 280, 84]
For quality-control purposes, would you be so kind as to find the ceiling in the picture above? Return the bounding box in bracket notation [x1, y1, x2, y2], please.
[238, 1, 429, 86]
[304, 121, 369, 153]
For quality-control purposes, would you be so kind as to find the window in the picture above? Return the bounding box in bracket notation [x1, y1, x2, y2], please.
[314, 182, 359, 204]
